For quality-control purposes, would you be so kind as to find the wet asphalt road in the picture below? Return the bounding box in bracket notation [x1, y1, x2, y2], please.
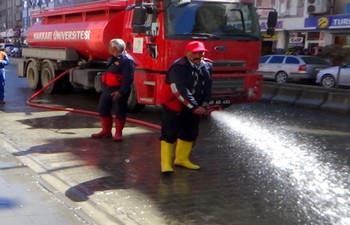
[1, 62, 350, 225]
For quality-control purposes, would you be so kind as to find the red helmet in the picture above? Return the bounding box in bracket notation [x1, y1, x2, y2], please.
[185, 41, 208, 52]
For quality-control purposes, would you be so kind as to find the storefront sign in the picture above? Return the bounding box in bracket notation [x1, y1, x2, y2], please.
[305, 14, 350, 29]
[260, 21, 283, 30]
[289, 37, 303, 43]
[262, 32, 278, 41]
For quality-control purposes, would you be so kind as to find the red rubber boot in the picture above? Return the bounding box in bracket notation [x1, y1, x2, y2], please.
[91, 117, 113, 138]
[113, 117, 126, 142]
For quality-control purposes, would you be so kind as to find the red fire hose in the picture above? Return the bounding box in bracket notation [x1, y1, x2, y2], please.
[26, 68, 161, 131]
[26, 68, 222, 131]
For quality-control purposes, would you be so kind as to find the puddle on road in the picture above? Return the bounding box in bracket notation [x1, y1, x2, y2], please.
[211, 111, 350, 225]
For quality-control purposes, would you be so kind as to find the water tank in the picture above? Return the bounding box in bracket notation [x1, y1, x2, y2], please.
[26, 2, 126, 61]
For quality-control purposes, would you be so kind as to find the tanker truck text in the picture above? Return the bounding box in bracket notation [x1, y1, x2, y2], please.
[33, 30, 91, 41]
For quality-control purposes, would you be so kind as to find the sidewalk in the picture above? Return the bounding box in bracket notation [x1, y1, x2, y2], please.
[0, 140, 92, 225]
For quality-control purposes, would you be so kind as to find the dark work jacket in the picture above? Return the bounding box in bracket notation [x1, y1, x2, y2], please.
[165, 56, 212, 110]
[104, 51, 135, 94]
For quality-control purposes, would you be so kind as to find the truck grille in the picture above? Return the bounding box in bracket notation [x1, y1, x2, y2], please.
[213, 60, 246, 68]
[211, 77, 245, 97]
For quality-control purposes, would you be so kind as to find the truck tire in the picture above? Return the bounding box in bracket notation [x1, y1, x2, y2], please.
[41, 62, 57, 94]
[26, 61, 41, 90]
[127, 85, 145, 113]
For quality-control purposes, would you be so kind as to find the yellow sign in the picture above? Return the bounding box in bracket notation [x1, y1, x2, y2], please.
[262, 32, 278, 41]
[318, 17, 329, 29]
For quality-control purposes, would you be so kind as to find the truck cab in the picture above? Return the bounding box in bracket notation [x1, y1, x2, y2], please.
[124, 0, 269, 107]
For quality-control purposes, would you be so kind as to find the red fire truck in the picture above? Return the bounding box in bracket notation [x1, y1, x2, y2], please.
[18, 0, 276, 111]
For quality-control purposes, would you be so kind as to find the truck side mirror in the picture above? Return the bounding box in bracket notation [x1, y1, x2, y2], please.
[266, 28, 275, 36]
[267, 11, 277, 28]
[132, 5, 147, 33]
[266, 11, 277, 36]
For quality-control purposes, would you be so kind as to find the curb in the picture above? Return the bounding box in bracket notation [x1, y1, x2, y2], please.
[261, 82, 350, 114]
[321, 91, 350, 113]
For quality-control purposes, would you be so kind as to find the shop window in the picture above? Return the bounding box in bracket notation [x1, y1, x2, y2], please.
[334, 36, 347, 46]
[307, 32, 320, 41]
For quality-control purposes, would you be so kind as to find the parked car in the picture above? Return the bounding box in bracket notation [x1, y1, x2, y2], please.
[0, 43, 15, 54]
[257, 54, 331, 83]
[10, 47, 22, 57]
[316, 64, 350, 88]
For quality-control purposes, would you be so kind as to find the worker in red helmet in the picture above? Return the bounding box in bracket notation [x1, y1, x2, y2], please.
[159, 41, 212, 173]
[91, 39, 135, 142]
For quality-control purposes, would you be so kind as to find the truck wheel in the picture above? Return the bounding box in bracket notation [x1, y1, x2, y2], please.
[26, 61, 41, 90]
[41, 62, 56, 94]
[127, 85, 145, 113]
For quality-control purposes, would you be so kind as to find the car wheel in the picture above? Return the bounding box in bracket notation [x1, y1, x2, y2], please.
[275, 71, 288, 83]
[321, 74, 335, 88]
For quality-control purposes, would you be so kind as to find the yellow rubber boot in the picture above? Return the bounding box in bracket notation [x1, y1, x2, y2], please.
[161, 141, 174, 173]
[174, 139, 200, 170]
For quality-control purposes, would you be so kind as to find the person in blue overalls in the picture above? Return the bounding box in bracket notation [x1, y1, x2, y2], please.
[0, 46, 10, 105]
[91, 39, 135, 142]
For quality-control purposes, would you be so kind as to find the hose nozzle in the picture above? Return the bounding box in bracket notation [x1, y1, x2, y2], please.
[207, 105, 223, 116]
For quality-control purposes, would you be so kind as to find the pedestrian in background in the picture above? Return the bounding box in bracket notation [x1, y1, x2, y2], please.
[159, 41, 212, 173]
[0, 46, 10, 104]
[91, 39, 135, 142]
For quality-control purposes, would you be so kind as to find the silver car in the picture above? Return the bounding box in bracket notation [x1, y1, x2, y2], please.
[316, 64, 350, 88]
[257, 54, 331, 83]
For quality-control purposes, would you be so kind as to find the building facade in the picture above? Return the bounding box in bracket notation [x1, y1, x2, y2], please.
[0, 0, 22, 43]
[0, 0, 98, 44]
[1, 0, 350, 53]
[258, 0, 350, 55]
[22, 0, 97, 42]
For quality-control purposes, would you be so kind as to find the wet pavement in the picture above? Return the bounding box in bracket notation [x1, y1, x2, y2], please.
[1, 61, 350, 224]
[0, 140, 89, 225]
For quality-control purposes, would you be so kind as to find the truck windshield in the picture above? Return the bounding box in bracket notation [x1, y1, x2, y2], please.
[164, 1, 261, 40]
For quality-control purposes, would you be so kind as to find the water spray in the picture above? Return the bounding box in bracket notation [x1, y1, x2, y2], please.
[211, 110, 350, 225]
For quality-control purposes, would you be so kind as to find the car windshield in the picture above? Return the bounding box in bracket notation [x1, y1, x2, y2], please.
[300, 56, 330, 65]
[164, 0, 261, 40]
